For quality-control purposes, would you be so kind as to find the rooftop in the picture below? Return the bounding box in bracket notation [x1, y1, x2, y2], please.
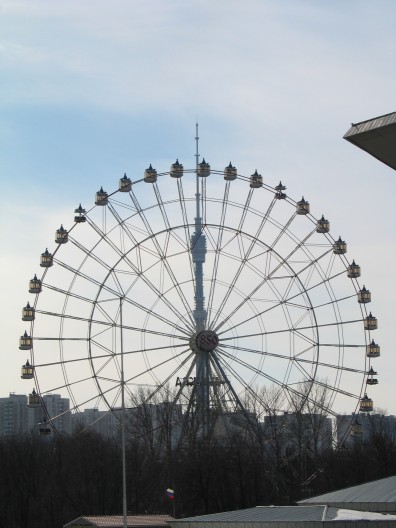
[170, 506, 396, 524]
[343, 112, 396, 170]
[299, 475, 396, 512]
[64, 514, 174, 528]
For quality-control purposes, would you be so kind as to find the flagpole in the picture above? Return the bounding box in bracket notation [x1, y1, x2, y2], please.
[120, 296, 127, 528]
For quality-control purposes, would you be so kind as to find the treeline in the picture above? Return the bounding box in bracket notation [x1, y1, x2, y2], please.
[0, 423, 395, 528]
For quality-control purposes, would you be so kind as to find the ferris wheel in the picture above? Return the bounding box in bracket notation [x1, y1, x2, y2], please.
[19, 141, 380, 438]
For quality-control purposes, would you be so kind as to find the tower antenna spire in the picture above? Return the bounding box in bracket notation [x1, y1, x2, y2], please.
[195, 122, 200, 170]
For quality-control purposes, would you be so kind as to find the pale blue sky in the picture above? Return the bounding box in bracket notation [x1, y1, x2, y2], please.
[1, 0, 395, 414]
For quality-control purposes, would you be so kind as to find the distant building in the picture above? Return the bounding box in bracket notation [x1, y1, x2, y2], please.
[39, 393, 71, 434]
[0, 393, 31, 436]
[72, 407, 120, 438]
[0, 392, 71, 436]
[337, 413, 396, 447]
[262, 412, 333, 455]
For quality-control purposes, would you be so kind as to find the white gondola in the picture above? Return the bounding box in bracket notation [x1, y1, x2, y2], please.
[74, 204, 86, 223]
[296, 197, 310, 215]
[364, 312, 378, 330]
[333, 236, 347, 254]
[119, 173, 132, 192]
[360, 393, 373, 413]
[29, 274, 42, 294]
[28, 389, 41, 408]
[198, 159, 210, 177]
[224, 162, 237, 181]
[358, 285, 371, 303]
[19, 331, 32, 350]
[144, 164, 157, 183]
[40, 248, 53, 268]
[22, 302, 35, 321]
[95, 187, 108, 205]
[249, 170, 263, 188]
[274, 181, 286, 199]
[316, 215, 330, 233]
[55, 224, 68, 244]
[21, 360, 34, 380]
[347, 260, 361, 278]
[170, 159, 184, 178]
[366, 339, 380, 358]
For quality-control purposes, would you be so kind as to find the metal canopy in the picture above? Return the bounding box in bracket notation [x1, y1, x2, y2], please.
[298, 475, 396, 512]
[344, 112, 396, 171]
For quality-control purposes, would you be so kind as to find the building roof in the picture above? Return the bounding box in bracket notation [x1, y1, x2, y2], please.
[298, 475, 396, 512]
[170, 505, 396, 524]
[343, 112, 396, 170]
[64, 514, 174, 528]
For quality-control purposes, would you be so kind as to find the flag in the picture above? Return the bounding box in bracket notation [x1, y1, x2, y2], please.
[166, 488, 175, 500]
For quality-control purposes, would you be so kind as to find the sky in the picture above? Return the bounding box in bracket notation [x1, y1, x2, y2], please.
[1, 0, 395, 416]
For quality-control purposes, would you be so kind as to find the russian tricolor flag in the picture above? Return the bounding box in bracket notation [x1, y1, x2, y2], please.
[166, 488, 175, 500]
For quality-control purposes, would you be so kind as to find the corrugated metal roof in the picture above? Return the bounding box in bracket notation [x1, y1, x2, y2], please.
[344, 112, 396, 135]
[171, 505, 396, 524]
[343, 111, 396, 170]
[64, 514, 174, 528]
[173, 506, 326, 523]
[299, 475, 396, 505]
[326, 507, 396, 521]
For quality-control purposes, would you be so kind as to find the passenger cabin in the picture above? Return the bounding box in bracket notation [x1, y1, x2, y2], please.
[249, 170, 263, 188]
[347, 260, 361, 278]
[21, 360, 34, 380]
[358, 286, 371, 303]
[366, 339, 380, 358]
[296, 197, 310, 215]
[22, 302, 35, 321]
[39, 419, 52, 435]
[224, 162, 237, 181]
[40, 248, 53, 268]
[275, 181, 286, 199]
[95, 187, 108, 205]
[29, 274, 42, 294]
[360, 394, 374, 413]
[316, 215, 330, 233]
[28, 389, 41, 408]
[333, 237, 347, 254]
[198, 159, 210, 177]
[366, 367, 378, 385]
[170, 159, 184, 178]
[119, 173, 132, 192]
[19, 331, 32, 350]
[144, 164, 157, 183]
[364, 312, 378, 331]
[55, 225, 68, 244]
[74, 204, 86, 223]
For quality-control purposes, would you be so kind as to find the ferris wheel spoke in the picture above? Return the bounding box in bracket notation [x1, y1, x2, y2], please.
[219, 342, 365, 375]
[205, 182, 232, 325]
[210, 351, 258, 421]
[217, 347, 342, 417]
[124, 347, 193, 386]
[215, 255, 349, 338]
[128, 187, 196, 329]
[219, 315, 364, 343]
[213, 228, 336, 334]
[209, 189, 263, 330]
[85, 213, 193, 330]
[152, 182, 193, 254]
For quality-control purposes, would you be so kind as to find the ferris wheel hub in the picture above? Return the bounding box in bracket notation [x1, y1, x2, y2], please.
[189, 330, 219, 353]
